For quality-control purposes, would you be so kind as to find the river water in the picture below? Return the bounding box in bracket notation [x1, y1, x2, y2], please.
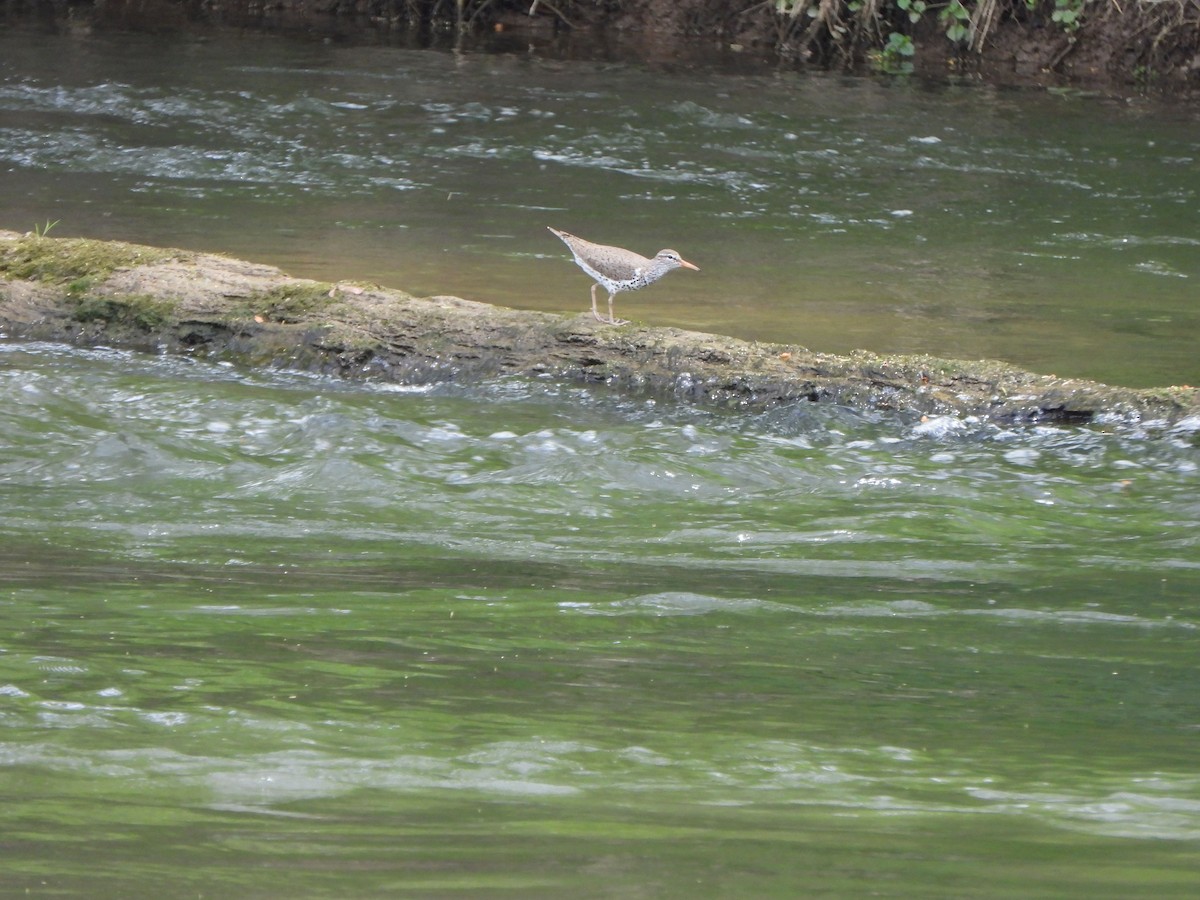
[2, 20, 1200, 898]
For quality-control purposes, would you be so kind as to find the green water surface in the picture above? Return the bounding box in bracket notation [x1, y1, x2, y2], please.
[1, 342, 1198, 896]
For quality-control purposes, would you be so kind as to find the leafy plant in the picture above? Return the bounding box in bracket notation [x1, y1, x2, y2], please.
[938, 0, 972, 43]
[32, 219, 60, 238]
[876, 31, 916, 74]
[897, 0, 927, 23]
[1051, 0, 1086, 32]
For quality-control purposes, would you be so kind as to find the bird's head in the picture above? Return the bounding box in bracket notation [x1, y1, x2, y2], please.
[655, 250, 699, 272]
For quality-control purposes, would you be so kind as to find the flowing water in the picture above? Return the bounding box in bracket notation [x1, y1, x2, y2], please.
[2, 341, 1199, 896]
[2, 19, 1200, 898]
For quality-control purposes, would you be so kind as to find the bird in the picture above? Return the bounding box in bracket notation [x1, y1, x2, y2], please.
[548, 227, 699, 325]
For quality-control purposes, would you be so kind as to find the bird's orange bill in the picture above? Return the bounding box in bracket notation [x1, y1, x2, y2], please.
[679, 258, 700, 271]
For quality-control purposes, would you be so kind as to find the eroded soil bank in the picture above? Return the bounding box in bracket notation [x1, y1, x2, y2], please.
[7, 0, 1198, 97]
[2, 231, 1197, 426]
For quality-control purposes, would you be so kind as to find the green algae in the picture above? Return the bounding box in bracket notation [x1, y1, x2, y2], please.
[71, 293, 176, 331]
[0, 234, 176, 284]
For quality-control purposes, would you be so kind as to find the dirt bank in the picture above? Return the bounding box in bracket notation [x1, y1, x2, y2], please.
[2, 231, 1197, 427]
[7, 0, 1198, 96]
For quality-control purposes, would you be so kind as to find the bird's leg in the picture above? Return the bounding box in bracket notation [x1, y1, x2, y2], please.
[590, 283, 605, 322]
[607, 291, 628, 326]
[588, 283, 627, 325]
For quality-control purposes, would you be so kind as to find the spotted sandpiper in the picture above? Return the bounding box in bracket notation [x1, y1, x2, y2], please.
[548, 227, 699, 325]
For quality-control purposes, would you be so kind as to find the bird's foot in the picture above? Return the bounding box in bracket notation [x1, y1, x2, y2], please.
[592, 311, 629, 326]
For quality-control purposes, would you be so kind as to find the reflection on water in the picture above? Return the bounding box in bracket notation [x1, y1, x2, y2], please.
[0, 25, 1197, 386]
[1, 341, 1199, 895]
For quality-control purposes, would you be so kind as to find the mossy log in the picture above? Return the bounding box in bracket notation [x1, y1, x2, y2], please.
[2, 230, 1197, 427]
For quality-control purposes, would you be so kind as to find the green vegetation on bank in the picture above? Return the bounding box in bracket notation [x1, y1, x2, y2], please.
[8, 0, 1196, 87]
[304, 0, 1198, 85]
[767, 0, 1195, 80]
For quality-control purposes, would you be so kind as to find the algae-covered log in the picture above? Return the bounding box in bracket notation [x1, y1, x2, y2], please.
[2, 230, 1197, 426]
